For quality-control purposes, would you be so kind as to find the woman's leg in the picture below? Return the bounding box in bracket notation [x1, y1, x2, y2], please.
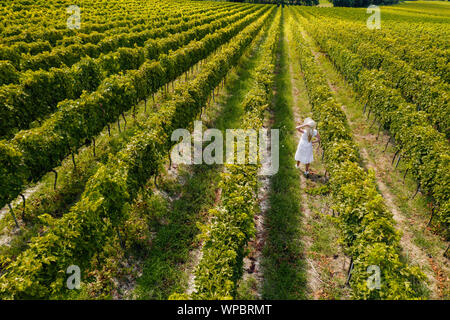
[305, 163, 310, 173]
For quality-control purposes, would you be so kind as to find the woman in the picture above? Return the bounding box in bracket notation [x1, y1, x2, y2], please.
[295, 117, 320, 177]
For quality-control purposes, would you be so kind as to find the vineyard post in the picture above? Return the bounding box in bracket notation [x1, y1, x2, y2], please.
[411, 183, 420, 199]
[7, 203, 20, 229]
[122, 112, 127, 129]
[402, 169, 408, 184]
[117, 228, 125, 250]
[369, 116, 377, 129]
[395, 155, 401, 169]
[154, 175, 159, 189]
[392, 149, 400, 165]
[346, 258, 354, 286]
[426, 205, 435, 227]
[107, 124, 111, 137]
[51, 169, 58, 190]
[117, 118, 121, 133]
[376, 123, 382, 140]
[71, 150, 77, 171]
[383, 136, 391, 153]
[20, 194, 26, 215]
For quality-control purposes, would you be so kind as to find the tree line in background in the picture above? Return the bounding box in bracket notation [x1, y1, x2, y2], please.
[198, 0, 402, 7]
[202, 1, 319, 6]
[331, 0, 399, 7]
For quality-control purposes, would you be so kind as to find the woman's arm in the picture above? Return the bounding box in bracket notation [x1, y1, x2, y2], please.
[313, 132, 321, 144]
[296, 124, 306, 133]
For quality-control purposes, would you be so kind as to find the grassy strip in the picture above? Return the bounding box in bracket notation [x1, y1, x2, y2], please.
[261, 9, 307, 300]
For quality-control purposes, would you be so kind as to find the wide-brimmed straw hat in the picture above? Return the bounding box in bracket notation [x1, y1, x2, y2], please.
[303, 117, 316, 129]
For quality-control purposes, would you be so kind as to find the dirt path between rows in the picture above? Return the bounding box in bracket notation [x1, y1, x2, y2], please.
[285, 22, 350, 299]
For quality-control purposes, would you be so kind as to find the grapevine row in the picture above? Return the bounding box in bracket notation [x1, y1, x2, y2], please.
[187, 10, 280, 300]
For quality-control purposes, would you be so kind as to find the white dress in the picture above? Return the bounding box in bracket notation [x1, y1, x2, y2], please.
[295, 129, 317, 164]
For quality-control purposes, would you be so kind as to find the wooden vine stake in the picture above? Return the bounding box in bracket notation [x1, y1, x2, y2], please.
[395, 155, 402, 169]
[411, 183, 420, 200]
[154, 175, 159, 189]
[51, 169, 58, 190]
[122, 112, 127, 129]
[8, 203, 20, 229]
[369, 117, 377, 129]
[391, 149, 400, 165]
[117, 228, 125, 250]
[426, 204, 434, 227]
[346, 258, 354, 286]
[71, 151, 77, 171]
[402, 169, 408, 184]
[376, 123, 382, 140]
[20, 194, 26, 215]
[383, 136, 391, 153]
